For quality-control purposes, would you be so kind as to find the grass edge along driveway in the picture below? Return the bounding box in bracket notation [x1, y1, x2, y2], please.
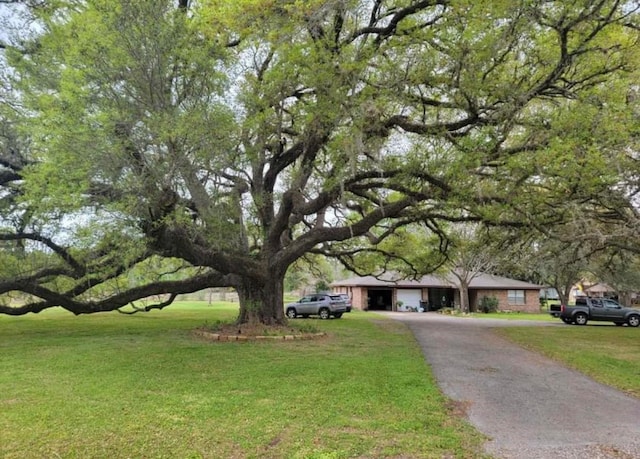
[0, 302, 487, 459]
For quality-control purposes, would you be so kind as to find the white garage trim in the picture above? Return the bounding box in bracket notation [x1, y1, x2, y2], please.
[396, 289, 423, 311]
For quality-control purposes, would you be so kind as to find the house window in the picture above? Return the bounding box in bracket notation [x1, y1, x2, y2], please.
[508, 290, 525, 305]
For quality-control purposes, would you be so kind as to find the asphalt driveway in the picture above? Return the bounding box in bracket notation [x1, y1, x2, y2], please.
[382, 312, 640, 459]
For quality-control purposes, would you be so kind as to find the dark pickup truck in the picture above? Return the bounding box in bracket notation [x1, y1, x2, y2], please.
[557, 297, 640, 327]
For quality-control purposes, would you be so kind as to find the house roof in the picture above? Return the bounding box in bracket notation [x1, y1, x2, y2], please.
[331, 272, 542, 290]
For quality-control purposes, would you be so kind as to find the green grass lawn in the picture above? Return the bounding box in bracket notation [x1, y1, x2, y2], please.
[496, 325, 640, 398]
[0, 302, 486, 459]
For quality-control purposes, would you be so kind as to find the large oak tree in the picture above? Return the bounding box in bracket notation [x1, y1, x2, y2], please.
[0, 0, 638, 324]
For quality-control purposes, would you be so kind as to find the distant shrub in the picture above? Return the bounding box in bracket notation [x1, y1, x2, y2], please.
[479, 296, 499, 313]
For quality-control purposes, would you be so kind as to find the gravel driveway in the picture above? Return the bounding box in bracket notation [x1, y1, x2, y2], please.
[382, 312, 640, 459]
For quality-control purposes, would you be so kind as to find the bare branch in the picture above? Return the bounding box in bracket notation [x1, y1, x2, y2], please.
[117, 293, 178, 314]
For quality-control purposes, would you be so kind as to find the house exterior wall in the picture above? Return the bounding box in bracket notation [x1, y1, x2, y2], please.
[333, 286, 348, 297]
[473, 289, 539, 313]
[353, 287, 366, 310]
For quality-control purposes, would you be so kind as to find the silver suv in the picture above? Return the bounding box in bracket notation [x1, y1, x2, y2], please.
[285, 294, 347, 319]
[336, 293, 352, 312]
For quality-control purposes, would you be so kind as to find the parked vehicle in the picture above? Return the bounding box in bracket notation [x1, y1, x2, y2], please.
[557, 297, 640, 327]
[285, 294, 347, 319]
[336, 293, 352, 312]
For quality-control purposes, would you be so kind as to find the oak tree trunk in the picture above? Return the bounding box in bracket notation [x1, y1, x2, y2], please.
[459, 283, 470, 313]
[236, 271, 287, 326]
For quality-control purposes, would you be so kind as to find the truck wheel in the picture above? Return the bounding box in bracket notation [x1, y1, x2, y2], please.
[561, 317, 573, 325]
[286, 308, 297, 319]
[627, 314, 640, 327]
[574, 312, 588, 326]
[319, 308, 330, 320]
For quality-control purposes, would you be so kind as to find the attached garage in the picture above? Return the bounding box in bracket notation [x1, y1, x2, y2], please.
[396, 289, 423, 311]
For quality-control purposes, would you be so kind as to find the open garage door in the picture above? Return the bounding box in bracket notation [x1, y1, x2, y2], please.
[429, 288, 455, 310]
[367, 289, 393, 310]
[397, 289, 423, 311]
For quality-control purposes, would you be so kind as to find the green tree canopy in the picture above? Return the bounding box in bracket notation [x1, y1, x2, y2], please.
[0, 0, 639, 324]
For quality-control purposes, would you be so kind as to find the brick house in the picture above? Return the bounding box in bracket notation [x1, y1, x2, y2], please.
[331, 272, 542, 313]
